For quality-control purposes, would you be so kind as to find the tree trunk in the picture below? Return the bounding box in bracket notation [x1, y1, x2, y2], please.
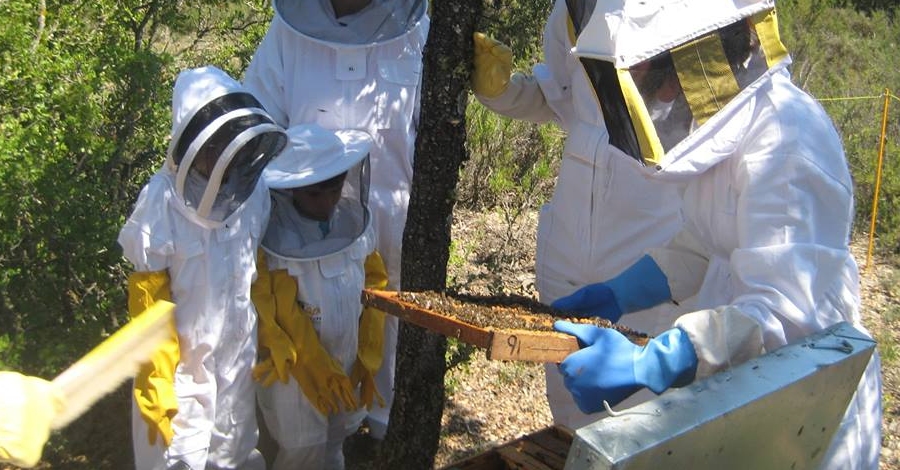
[378, 1, 483, 468]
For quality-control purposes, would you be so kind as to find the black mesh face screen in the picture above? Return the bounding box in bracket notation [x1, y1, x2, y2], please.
[199, 114, 272, 166]
[720, 19, 753, 71]
[635, 53, 676, 100]
[580, 58, 643, 163]
[565, 0, 597, 36]
[219, 130, 287, 204]
[173, 92, 265, 165]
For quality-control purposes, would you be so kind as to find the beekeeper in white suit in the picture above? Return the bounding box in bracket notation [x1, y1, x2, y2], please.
[242, 0, 429, 439]
[471, 0, 686, 430]
[253, 124, 388, 469]
[118, 65, 287, 470]
[548, 1, 883, 468]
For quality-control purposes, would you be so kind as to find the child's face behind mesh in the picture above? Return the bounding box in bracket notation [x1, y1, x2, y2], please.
[191, 146, 219, 179]
[290, 172, 347, 222]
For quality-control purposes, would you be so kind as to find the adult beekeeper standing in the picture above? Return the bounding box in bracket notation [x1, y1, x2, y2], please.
[548, 1, 883, 468]
[242, 0, 429, 440]
[471, 0, 686, 430]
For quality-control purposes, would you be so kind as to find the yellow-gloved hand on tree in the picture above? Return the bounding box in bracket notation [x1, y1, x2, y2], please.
[350, 251, 389, 410]
[251, 250, 298, 387]
[473, 32, 514, 98]
[270, 269, 357, 415]
[128, 270, 179, 447]
[0, 372, 64, 468]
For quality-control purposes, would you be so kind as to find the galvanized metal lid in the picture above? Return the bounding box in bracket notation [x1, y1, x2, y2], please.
[564, 321, 874, 470]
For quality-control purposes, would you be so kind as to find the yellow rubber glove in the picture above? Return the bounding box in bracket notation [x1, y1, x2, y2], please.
[0, 372, 64, 468]
[473, 32, 514, 98]
[350, 251, 389, 410]
[270, 269, 357, 415]
[251, 250, 298, 387]
[350, 307, 386, 410]
[128, 270, 179, 447]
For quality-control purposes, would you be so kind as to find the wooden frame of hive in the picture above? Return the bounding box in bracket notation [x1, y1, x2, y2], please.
[361, 289, 580, 363]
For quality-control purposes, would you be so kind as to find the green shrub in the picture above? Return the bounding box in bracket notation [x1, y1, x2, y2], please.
[0, 3, 272, 465]
[780, 0, 900, 254]
[459, 100, 562, 213]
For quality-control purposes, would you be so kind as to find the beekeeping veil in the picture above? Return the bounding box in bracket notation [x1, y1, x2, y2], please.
[276, 0, 427, 44]
[166, 66, 287, 224]
[570, 0, 788, 166]
[261, 124, 374, 260]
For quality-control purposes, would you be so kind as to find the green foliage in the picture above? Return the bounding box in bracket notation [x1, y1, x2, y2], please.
[0, 1, 165, 375]
[495, 360, 537, 386]
[460, 100, 563, 266]
[0, 1, 271, 464]
[461, 0, 561, 224]
[460, 101, 562, 212]
[446, 239, 469, 287]
[169, 0, 273, 75]
[478, 0, 553, 68]
[779, 1, 900, 254]
[445, 337, 476, 371]
[448, 239, 468, 269]
[0, 0, 274, 375]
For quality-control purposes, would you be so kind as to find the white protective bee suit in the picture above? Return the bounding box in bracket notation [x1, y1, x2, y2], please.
[256, 125, 382, 469]
[474, 0, 686, 430]
[118, 66, 287, 470]
[242, 0, 429, 437]
[571, 0, 883, 468]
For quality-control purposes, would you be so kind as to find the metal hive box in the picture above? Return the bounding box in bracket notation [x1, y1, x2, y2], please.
[564, 321, 875, 470]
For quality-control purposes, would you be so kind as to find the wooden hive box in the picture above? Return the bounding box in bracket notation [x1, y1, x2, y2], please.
[439, 425, 574, 470]
[361, 289, 649, 363]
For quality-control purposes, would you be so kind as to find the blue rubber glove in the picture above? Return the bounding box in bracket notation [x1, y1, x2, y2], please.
[554, 320, 698, 414]
[551, 255, 671, 322]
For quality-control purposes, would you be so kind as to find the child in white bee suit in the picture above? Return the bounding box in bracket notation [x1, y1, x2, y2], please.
[251, 123, 388, 470]
[118, 65, 287, 470]
[242, 0, 429, 437]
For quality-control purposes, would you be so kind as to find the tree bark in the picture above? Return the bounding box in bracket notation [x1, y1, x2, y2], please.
[378, 0, 483, 468]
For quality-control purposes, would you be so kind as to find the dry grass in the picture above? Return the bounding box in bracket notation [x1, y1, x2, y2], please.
[856, 243, 900, 469]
